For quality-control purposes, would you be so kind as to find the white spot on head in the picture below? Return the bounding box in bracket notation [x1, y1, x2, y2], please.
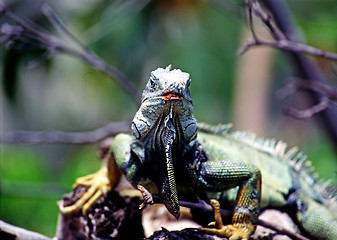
[152, 67, 190, 85]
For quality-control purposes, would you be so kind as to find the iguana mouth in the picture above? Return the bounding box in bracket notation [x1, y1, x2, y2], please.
[161, 92, 183, 101]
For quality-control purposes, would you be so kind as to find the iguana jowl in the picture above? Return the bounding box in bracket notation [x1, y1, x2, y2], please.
[60, 66, 337, 240]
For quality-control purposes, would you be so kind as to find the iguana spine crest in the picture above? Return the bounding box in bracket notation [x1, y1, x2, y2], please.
[230, 130, 337, 207]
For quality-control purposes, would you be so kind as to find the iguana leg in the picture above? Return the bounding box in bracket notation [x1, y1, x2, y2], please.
[188, 158, 261, 240]
[202, 199, 256, 240]
[59, 151, 122, 215]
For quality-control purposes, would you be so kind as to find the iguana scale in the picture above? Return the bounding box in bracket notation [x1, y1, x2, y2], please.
[60, 66, 337, 240]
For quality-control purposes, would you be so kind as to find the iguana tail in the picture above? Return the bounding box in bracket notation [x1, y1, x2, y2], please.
[287, 191, 337, 240]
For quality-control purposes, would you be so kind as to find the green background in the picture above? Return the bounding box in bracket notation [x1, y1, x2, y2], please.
[1, 0, 337, 237]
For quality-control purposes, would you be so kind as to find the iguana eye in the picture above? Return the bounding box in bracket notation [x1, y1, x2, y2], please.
[186, 78, 191, 88]
[150, 78, 155, 88]
[149, 74, 157, 89]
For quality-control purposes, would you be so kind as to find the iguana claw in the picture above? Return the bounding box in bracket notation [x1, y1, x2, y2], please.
[201, 199, 255, 240]
[59, 167, 111, 215]
[137, 185, 154, 209]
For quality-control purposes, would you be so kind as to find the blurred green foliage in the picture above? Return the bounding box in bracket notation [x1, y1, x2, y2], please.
[0, 144, 100, 236]
[305, 139, 337, 183]
[1, 0, 336, 237]
[289, 0, 337, 50]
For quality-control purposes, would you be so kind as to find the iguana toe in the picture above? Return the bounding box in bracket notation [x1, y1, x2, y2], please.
[137, 185, 154, 209]
[59, 167, 111, 215]
[202, 224, 254, 240]
[201, 199, 255, 240]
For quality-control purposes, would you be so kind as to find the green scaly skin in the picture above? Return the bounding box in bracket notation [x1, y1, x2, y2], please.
[62, 66, 337, 239]
[113, 67, 337, 239]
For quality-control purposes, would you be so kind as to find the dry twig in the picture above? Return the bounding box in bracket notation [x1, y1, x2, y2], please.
[260, 0, 337, 147]
[277, 79, 337, 119]
[239, 0, 337, 61]
[0, 121, 131, 144]
[0, 3, 138, 145]
[0, 220, 51, 240]
[240, 0, 337, 147]
[0, 3, 141, 104]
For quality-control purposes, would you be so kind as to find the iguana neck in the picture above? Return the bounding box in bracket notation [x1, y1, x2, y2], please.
[133, 101, 194, 154]
[132, 99, 196, 218]
[130, 66, 198, 218]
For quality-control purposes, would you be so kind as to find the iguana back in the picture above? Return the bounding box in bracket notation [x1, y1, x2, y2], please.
[197, 130, 324, 207]
[194, 129, 337, 239]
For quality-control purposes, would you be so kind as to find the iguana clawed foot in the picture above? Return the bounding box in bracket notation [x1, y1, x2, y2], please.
[59, 167, 111, 215]
[137, 185, 154, 209]
[201, 199, 255, 240]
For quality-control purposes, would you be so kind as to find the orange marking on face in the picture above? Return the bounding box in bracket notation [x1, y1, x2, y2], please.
[161, 93, 183, 101]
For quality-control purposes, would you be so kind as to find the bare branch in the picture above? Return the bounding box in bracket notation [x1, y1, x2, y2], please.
[256, 219, 309, 240]
[150, 196, 309, 240]
[0, 121, 131, 144]
[0, 220, 51, 240]
[41, 4, 89, 53]
[239, 38, 337, 61]
[277, 78, 337, 100]
[284, 97, 331, 119]
[0, 4, 141, 104]
[245, 0, 258, 41]
[241, 0, 337, 61]
[245, 0, 285, 40]
[181, 200, 309, 240]
[240, 0, 337, 148]
[277, 79, 337, 119]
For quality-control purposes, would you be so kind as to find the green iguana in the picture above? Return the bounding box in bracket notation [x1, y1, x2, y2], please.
[60, 66, 337, 240]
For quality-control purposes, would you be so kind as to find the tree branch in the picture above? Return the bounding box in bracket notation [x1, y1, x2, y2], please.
[278, 79, 337, 100]
[0, 121, 131, 144]
[182, 200, 309, 240]
[0, 3, 141, 104]
[239, 38, 337, 61]
[240, 0, 337, 149]
[256, 218, 309, 240]
[240, 0, 337, 61]
[284, 96, 331, 119]
[277, 79, 337, 119]
[0, 220, 51, 240]
[150, 196, 309, 240]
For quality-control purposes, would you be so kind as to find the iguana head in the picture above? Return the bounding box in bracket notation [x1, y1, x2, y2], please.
[132, 66, 197, 219]
[132, 65, 197, 145]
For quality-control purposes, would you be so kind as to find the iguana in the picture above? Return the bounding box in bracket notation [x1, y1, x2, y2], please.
[60, 66, 337, 240]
